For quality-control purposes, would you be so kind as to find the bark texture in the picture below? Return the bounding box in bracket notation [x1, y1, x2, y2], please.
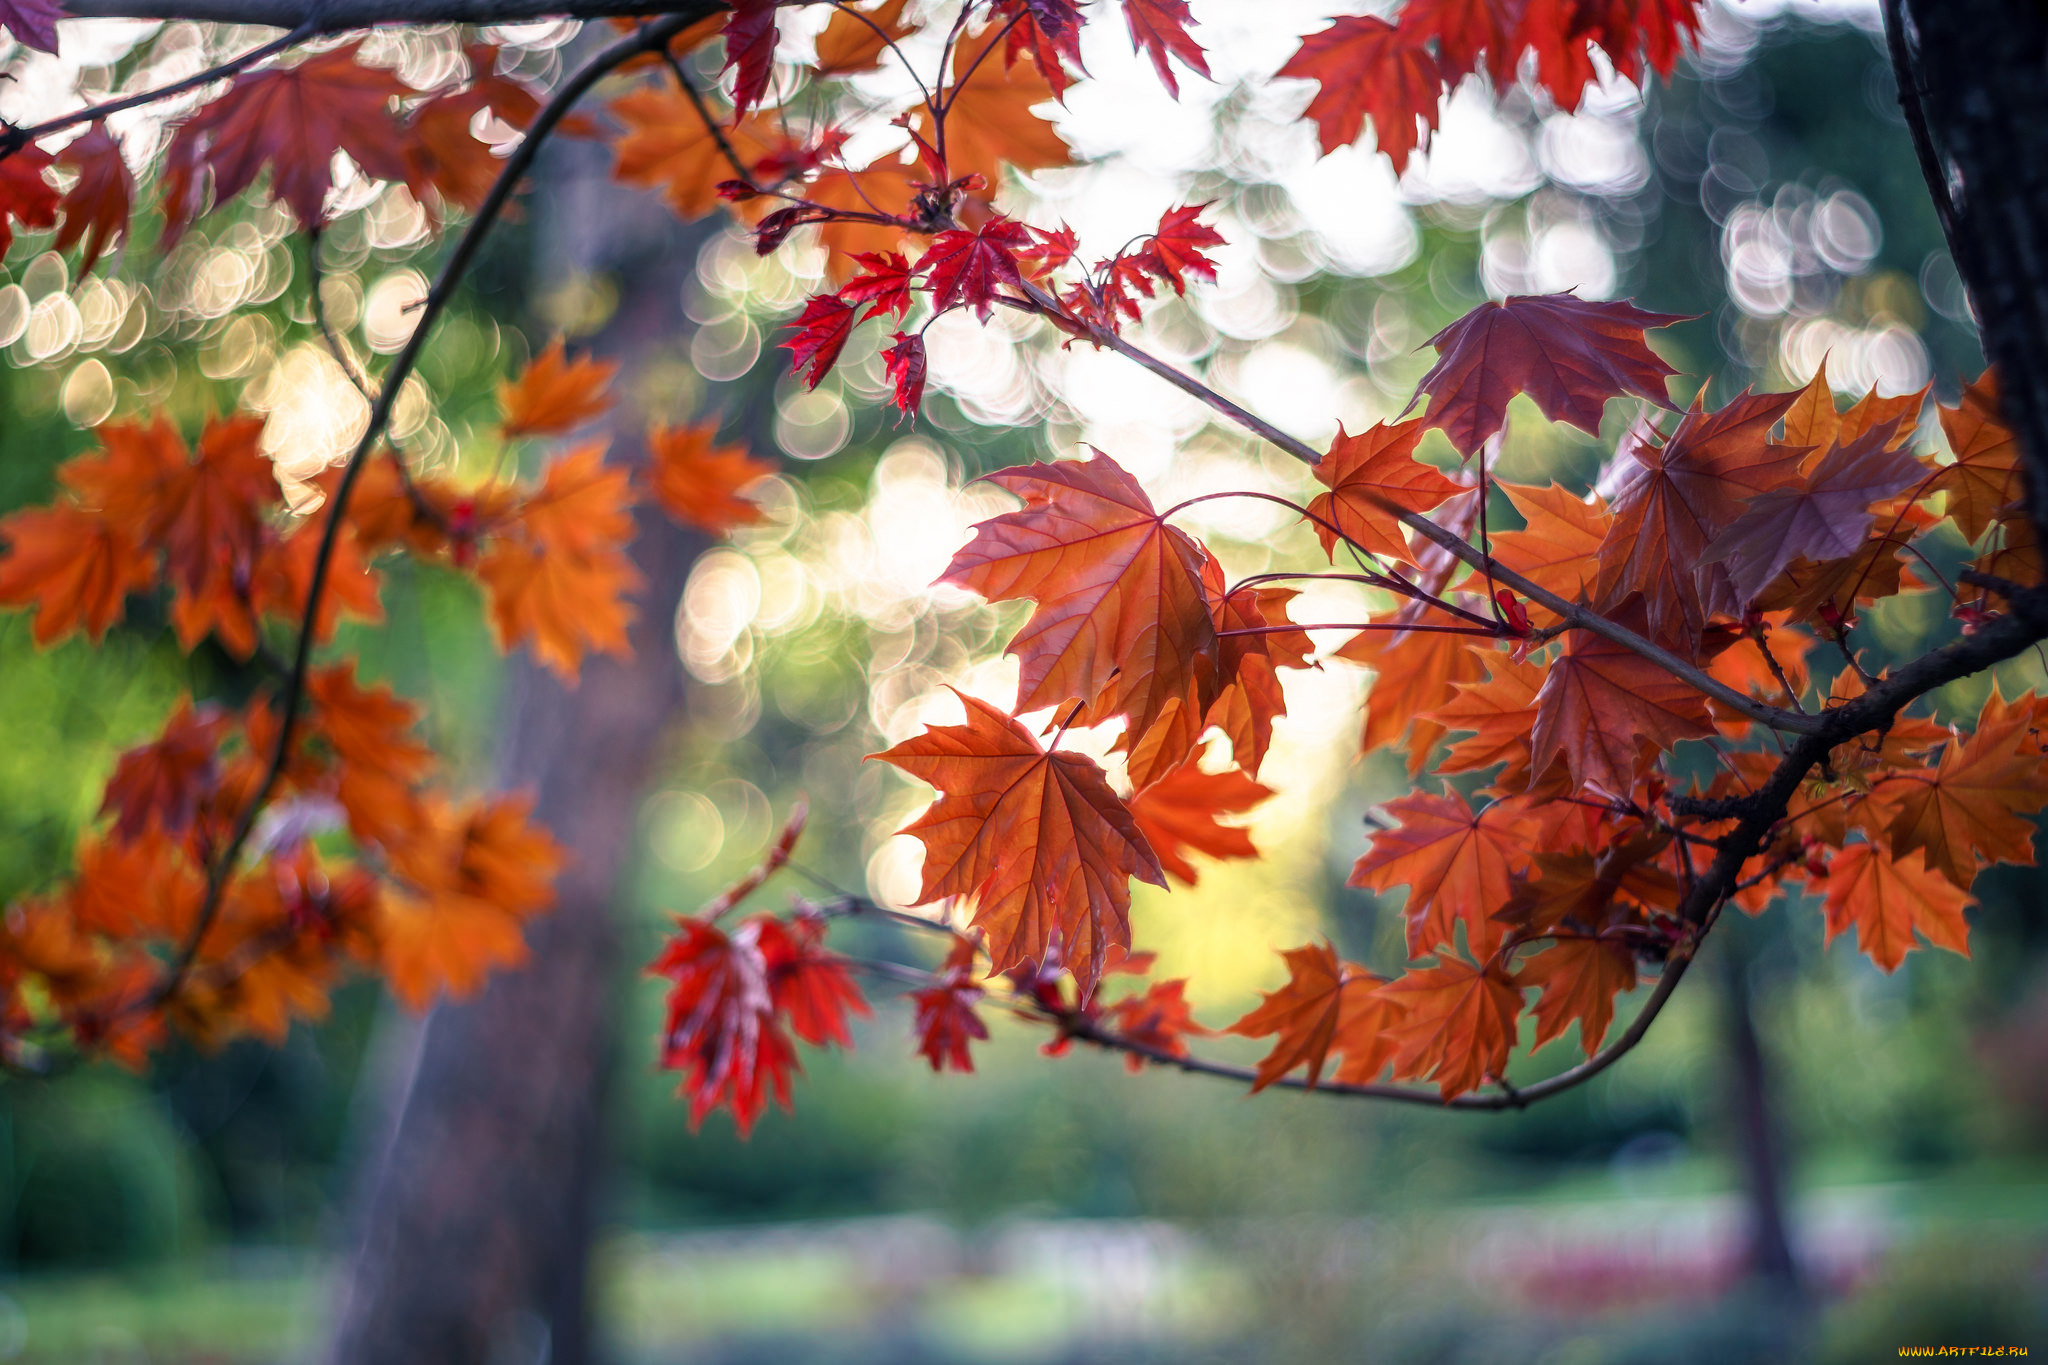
[1897, 0, 2048, 539]
[324, 142, 707, 1365]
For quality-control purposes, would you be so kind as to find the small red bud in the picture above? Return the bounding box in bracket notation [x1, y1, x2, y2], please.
[1494, 588, 1532, 637]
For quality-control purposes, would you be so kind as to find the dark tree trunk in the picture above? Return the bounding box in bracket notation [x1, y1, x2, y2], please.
[1720, 950, 1800, 1290]
[1896, 0, 2048, 538]
[325, 140, 708, 1365]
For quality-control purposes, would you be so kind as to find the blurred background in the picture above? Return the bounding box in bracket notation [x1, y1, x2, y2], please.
[1, 0, 2045, 1361]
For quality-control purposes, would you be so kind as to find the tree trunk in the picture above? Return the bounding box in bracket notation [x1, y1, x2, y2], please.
[1720, 950, 1800, 1291]
[1896, 0, 2048, 538]
[325, 138, 708, 1365]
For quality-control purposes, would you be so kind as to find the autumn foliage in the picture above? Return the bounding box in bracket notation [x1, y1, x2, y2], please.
[1, 0, 2045, 1142]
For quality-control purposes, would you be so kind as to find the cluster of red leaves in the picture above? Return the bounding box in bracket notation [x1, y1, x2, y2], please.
[0, 334, 775, 1058]
[860, 286, 2044, 1103]
[1281, 0, 1708, 172]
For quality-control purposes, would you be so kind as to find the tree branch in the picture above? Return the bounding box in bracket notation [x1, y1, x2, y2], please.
[150, 5, 721, 1010]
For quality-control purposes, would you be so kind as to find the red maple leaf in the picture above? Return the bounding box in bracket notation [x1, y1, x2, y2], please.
[840, 250, 916, 320]
[54, 126, 133, 275]
[0, 144, 59, 259]
[161, 42, 414, 238]
[783, 293, 860, 389]
[1104, 978, 1209, 1070]
[99, 700, 229, 845]
[883, 332, 927, 416]
[1411, 293, 1691, 457]
[723, 0, 781, 118]
[1121, 0, 1210, 97]
[758, 913, 870, 1049]
[1141, 202, 1223, 293]
[651, 916, 798, 1135]
[1277, 16, 1444, 172]
[917, 217, 1031, 321]
[910, 975, 988, 1072]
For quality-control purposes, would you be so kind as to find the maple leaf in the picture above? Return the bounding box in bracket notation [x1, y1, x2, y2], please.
[839, 249, 915, 320]
[1936, 369, 2022, 543]
[758, 913, 870, 1049]
[1818, 843, 1972, 974]
[1327, 973, 1404, 1085]
[1335, 613, 1490, 773]
[610, 86, 780, 218]
[161, 42, 413, 238]
[380, 793, 563, 1008]
[783, 293, 860, 388]
[940, 451, 1218, 785]
[0, 0, 62, 53]
[996, 0, 1086, 98]
[1880, 709, 2046, 889]
[1489, 482, 1610, 608]
[1304, 420, 1463, 564]
[477, 536, 641, 683]
[645, 421, 774, 534]
[1203, 558, 1309, 778]
[0, 143, 59, 264]
[53, 126, 132, 275]
[910, 976, 988, 1072]
[99, 701, 228, 845]
[306, 661, 434, 843]
[1412, 293, 1690, 457]
[1372, 957, 1522, 1099]
[1529, 607, 1715, 795]
[1429, 655, 1548, 784]
[722, 0, 781, 118]
[1278, 16, 1444, 172]
[923, 55, 1071, 190]
[916, 217, 1030, 321]
[1515, 938, 1638, 1054]
[1128, 759, 1271, 884]
[883, 332, 928, 416]
[501, 338, 619, 438]
[872, 690, 1166, 991]
[1595, 389, 1806, 643]
[652, 916, 796, 1134]
[1701, 419, 1924, 603]
[0, 501, 155, 644]
[1399, 0, 1520, 83]
[813, 0, 917, 75]
[245, 513, 385, 654]
[1228, 941, 1348, 1091]
[1121, 0, 1209, 97]
[1139, 203, 1223, 293]
[1104, 978, 1208, 1070]
[1350, 790, 1532, 960]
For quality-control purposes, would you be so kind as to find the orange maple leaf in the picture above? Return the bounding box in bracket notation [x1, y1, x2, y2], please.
[1104, 978, 1210, 1071]
[0, 501, 156, 644]
[1489, 481, 1610, 610]
[645, 421, 775, 534]
[872, 690, 1166, 991]
[380, 791, 564, 1008]
[1372, 957, 1522, 1099]
[813, 0, 918, 75]
[1936, 369, 2022, 544]
[1515, 937, 1637, 1054]
[922, 54, 1072, 190]
[1228, 941, 1348, 1091]
[1350, 789, 1533, 959]
[1127, 758, 1271, 885]
[942, 451, 1218, 788]
[501, 338, 620, 438]
[478, 538, 641, 682]
[1879, 704, 2046, 889]
[1336, 614, 1491, 773]
[609, 87, 780, 220]
[1818, 842, 1972, 973]
[1304, 420, 1463, 564]
[1428, 655, 1548, 785]
[1202, 555, 1310, 778]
